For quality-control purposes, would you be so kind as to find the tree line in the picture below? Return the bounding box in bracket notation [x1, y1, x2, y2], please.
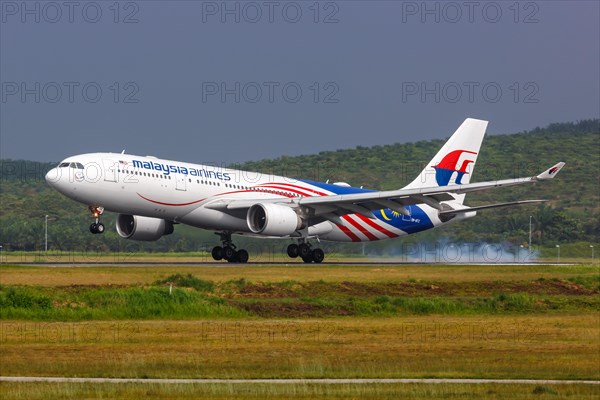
[1, 119, 598, 253]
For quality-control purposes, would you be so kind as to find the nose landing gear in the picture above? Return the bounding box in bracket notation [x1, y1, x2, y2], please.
[89, 206, 105, 234]
[287, 240, 325, 263]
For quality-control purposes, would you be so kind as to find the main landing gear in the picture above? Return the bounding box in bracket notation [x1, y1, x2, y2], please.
[211, 232, 249, 263]
[210, 235, 325, 264]
[287, 241, 325, 263]
[89, 206, 105, 234]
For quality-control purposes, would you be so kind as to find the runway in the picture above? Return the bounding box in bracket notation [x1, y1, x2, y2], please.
[1, 377, 598, 385]
[5, 261, 575, 267]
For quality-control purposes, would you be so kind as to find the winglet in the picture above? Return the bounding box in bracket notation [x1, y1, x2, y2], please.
[536, 162, 565, 180]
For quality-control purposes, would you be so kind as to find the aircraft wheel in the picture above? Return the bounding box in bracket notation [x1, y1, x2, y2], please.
[301, 254, 313, 263]
[90, 223, 104, 234]
[237, 249, 249, 263]
[227, 251, 239, 263]
[211, 246, 224, 261]
[298, 243, 311, 258]
[223, 246, 235, 261]
[312, 248, 325, 263]
[287, 244, 299, 258]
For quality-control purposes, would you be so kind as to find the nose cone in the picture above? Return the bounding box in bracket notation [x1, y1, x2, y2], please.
[45, 168, 60, 188]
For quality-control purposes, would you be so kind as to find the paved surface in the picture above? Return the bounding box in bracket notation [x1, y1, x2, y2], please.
[4, 262, 575, 267]
[1, 377, 598, 385]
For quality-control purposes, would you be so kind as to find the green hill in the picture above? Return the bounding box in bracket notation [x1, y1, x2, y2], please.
[1, 120, 598, 253]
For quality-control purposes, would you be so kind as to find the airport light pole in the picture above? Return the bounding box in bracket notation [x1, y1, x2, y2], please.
[591, 245, 595, 263]
[0, 245, 3, 265]
[45, 215, 48, 252]
[555, 244, 560, 263]
[528, 216, 532, 251]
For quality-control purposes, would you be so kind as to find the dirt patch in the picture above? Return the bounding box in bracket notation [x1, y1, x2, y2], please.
[237, 283, 299, 298]
[230, 300, 351, 318]
[323, 281, 457, 297]
[227, 279, 597, 299]
[525, 279, 594, 295]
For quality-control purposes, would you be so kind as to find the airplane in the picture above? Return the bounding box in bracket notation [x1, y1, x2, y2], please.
[45, 118, 565, 263]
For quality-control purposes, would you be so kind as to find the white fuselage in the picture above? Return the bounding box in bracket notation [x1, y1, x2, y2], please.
[45, 152, 455, 242]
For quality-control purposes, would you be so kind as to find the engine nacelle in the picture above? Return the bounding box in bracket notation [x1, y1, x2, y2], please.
[246, 203, 302, 236]
[116, 214, 174, 241]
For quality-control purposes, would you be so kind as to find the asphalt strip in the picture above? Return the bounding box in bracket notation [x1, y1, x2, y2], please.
[1, 377, 598, 385]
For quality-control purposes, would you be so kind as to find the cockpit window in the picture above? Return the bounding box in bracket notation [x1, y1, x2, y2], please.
[68, 162, 84, 169]
[59, 162, 70, 168]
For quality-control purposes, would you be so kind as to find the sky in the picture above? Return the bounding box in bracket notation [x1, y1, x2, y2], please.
[1, 1, 599, 164]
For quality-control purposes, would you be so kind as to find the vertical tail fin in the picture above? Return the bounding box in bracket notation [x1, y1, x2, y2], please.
[404, 118, 488, 204]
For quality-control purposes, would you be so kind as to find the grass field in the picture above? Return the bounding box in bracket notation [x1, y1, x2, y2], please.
[0, 263, 598, 399]
[1, 263, 598, 285]
[1, 316, 598, 379]
[1, 382, 598, 400]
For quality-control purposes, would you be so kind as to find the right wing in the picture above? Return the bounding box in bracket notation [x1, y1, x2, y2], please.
[205, 162, 565, 222]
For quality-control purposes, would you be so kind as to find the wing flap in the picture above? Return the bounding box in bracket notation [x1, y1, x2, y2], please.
[439, 200, 547, 216]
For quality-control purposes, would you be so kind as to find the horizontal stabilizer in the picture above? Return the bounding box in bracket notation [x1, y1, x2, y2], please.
[439, 200, 547, 216]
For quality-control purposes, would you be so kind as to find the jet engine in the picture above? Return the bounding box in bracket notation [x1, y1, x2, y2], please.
[246, 203, 302, 236]
[116, 214, 174, 241]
